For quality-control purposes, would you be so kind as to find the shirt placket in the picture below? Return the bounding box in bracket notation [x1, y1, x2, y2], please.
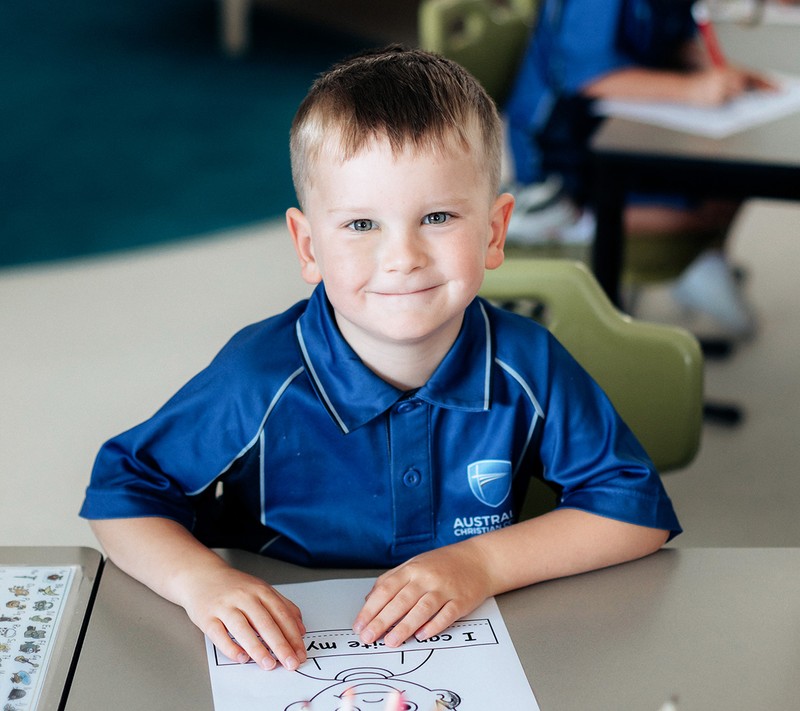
[389, 397, 434, 554]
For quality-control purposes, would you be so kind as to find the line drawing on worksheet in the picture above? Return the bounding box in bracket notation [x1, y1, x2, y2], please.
[205, 577, 540, 710]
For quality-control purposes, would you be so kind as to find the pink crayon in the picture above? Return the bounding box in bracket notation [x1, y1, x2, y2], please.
[384, 689, 405, 711]
[341, 687, 356, 711]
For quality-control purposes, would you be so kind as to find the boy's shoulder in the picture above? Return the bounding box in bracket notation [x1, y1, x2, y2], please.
[204, 299, 310, 384]
[148, 297, 315, 435]
[480, 297, 574, 377]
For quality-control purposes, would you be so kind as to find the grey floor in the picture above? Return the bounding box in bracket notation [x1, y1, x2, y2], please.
[1, 198, 798, 549]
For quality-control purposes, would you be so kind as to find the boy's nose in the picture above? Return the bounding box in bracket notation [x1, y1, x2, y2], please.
[381, 229, 429, 273]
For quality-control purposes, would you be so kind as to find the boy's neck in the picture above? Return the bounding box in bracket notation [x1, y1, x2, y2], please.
[336, 317, 464, 392]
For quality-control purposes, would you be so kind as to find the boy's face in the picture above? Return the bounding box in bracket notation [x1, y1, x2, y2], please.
[287, 134, 513, 360]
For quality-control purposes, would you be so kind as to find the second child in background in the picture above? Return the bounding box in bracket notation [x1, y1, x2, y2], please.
[505, 0, 776, 338]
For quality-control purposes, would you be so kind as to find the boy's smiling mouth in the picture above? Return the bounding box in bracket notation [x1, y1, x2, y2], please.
[371, 285, 441, 297]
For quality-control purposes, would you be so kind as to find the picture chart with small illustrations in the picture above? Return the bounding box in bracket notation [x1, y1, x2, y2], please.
[0, 564, 77, 711]
[206, 577, 540, 710]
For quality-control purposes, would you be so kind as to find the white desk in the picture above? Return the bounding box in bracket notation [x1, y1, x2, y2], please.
[65, 547, 800, 710]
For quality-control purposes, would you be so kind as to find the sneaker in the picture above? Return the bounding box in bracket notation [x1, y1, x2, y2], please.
[670, 250, 757, 339]
[505, 175, 564, 213]
[556, 209, 596, 245]
[505, 177, 590, 246]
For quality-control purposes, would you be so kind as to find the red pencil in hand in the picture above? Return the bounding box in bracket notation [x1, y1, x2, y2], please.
[692, 1, 728, 67]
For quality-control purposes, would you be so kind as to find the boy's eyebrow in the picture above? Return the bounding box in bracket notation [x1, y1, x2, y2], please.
[327, 201, 470, 210]
[324, 196, 476, 214]
[324, 206, 375, 217]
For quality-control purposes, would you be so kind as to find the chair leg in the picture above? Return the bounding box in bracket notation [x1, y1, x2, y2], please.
[703, 401, 744, 426]
[699, 336, 735, 360]
[220, 0, 251, 56]
[698, 338, 743, 425]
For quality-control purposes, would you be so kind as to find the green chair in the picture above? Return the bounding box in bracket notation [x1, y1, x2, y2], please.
[480, 259, 704, 518]
[418, 0, 537, 106]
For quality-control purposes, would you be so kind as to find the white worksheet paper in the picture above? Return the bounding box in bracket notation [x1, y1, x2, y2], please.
[205, 577, 540, 710]
[594, 73, 800, 138]
[713, 0, 800, 24]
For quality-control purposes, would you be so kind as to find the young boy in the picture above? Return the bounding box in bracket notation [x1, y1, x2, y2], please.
[80, 45, 680, 675]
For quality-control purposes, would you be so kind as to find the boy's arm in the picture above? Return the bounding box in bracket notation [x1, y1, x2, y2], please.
[581, 34, 777, 107]
[90, 517, 307, 670]
[582, 64, 774, 106]
[353, 509, 667, 647]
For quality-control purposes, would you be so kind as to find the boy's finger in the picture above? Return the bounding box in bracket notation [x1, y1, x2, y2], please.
[382, 592, 447, 647]
[270, 589, 307, 637]
[222, 611, 278, 670]
[254, 591, 306, 668]
[413, 599, 460, 643]
[205, 618, 250, 665]
[211, 610, 276, 669]
[352, 580, 399, 637]
[246, 606, 306, 671]
[355, 584, 427, 644]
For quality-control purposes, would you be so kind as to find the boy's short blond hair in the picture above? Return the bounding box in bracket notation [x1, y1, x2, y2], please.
[290, 45, 503, 208]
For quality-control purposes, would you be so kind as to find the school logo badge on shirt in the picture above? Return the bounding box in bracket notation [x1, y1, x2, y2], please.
[467, 460, 512, 508]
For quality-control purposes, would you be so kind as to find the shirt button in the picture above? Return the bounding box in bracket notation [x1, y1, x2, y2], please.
[395, 400, 420, 414]
[402, 468, 422, 487]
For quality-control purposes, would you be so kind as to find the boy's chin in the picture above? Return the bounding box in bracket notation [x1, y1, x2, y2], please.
[374, 315, 463, 347]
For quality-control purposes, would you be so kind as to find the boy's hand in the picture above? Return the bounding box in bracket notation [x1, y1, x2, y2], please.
[177, 565, 307, 671]
[686, 67, 778, 106]
[91, 517, 307, 672]
[352, 542, 492, 648]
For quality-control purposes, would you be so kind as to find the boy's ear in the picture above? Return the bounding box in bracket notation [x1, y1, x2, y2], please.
[485, 192, 515, 270]
[286, 207, 322, 285]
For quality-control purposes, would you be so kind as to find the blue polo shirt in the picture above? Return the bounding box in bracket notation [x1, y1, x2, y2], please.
[80, 284, 680, 567]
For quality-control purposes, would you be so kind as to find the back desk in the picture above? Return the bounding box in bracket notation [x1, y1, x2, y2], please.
[590, 21, 800, 305]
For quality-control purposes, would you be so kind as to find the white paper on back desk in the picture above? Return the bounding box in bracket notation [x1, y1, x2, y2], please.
[205, 577, 540, 710]
[594, 73, 800, 138]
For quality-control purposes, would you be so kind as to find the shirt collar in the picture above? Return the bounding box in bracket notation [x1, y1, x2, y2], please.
[296, 285, 494, 433]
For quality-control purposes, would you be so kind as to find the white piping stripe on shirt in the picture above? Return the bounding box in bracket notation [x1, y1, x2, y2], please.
[258, 429, 266, 525]
[496, 358, 544, 475]
[478, 301, 492, 410]
[259, 534, 283, 554]
[296, 320, 350, 434]
[186, 366, 305, 497]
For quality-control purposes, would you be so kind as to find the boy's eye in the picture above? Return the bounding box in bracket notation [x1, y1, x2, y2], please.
[423, 212, 450, 225]
[348, 219, 375, 232]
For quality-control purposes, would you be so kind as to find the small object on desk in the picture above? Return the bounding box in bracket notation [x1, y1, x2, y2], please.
[658, 694, 679, 711]
[384, 689, 404, 711]
[692, 1, 728, 66]
[342, 686, 356, 711]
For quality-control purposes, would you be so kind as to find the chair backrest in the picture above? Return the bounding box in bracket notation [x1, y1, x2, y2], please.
[418, 0, 538, 104]
[481, 258, 704, 474]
